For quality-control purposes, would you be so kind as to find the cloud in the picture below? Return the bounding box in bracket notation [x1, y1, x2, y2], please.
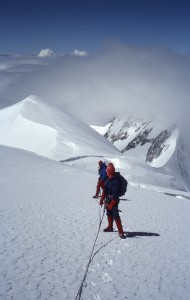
[38, 48, 55, 57]
[72, 49, 88, 57]
[0, 42, 190, 142]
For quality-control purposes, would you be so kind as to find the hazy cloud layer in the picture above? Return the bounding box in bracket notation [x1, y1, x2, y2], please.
[0, 42, 190, 138]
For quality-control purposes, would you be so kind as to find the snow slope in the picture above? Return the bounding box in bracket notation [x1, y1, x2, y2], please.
[0, 95, 119, 161]
[0, 145, 190, 300]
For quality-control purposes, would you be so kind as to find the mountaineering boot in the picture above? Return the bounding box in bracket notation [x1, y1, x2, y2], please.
[114, 217, 125, 238]
[103, 227, 113, 232]
[118, 233, 125, 239]
[103, 216, 113, 232]
[92, 195, 99, 198]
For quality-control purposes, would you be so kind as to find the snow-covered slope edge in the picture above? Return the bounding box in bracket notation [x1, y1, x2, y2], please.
[0, 95, 119, 160]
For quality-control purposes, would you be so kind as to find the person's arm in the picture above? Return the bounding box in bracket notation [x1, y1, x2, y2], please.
[106, 199, 117, 210]
[99, 179, 108, 205]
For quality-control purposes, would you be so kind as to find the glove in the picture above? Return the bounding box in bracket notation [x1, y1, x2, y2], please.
[100, 193, 105, 206]
[107, 199, 117, 210]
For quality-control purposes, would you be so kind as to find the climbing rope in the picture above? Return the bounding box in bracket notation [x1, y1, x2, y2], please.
[74, 206, 105, 300]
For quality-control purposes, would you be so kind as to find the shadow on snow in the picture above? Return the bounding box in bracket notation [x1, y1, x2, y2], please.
[124, 231, 160, 238]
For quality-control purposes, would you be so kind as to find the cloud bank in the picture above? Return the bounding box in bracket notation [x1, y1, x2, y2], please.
[0, 42, 190, 139]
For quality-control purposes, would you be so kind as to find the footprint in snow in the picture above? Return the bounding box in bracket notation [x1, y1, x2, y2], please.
[106, 260, 113, 265]
[93, 294, 101, 300]
[90, 281, 96, 287]
[101, 272, 112, 283]
[89, 266, 96, 272]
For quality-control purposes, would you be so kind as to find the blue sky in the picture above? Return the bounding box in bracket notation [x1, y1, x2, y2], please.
[0, 0, 190, 54]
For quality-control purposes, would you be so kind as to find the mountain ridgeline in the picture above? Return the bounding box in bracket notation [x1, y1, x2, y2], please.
[102, 117, 190, 191]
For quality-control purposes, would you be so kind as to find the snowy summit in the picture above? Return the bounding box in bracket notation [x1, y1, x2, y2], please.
[0, 96, 118, 161]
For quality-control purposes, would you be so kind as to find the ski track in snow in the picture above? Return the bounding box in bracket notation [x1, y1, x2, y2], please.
[0, 150, 190, 300]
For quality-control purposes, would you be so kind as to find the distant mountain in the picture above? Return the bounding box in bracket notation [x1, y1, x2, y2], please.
[92, 117, 190, 191]
[0, 95, 118, 161]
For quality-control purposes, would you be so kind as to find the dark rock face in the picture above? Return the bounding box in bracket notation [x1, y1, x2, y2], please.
[105, 118, 173, 164]
[121, 128, 153, 153]
[146, 130, 171, 163]
[105, 118, 151, 145]
[105, 119, 130, 142]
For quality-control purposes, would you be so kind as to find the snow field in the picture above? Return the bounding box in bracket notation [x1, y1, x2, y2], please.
[1, 146, 190, 299]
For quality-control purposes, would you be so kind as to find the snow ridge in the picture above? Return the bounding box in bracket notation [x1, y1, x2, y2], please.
[0, 96, 118, 161]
